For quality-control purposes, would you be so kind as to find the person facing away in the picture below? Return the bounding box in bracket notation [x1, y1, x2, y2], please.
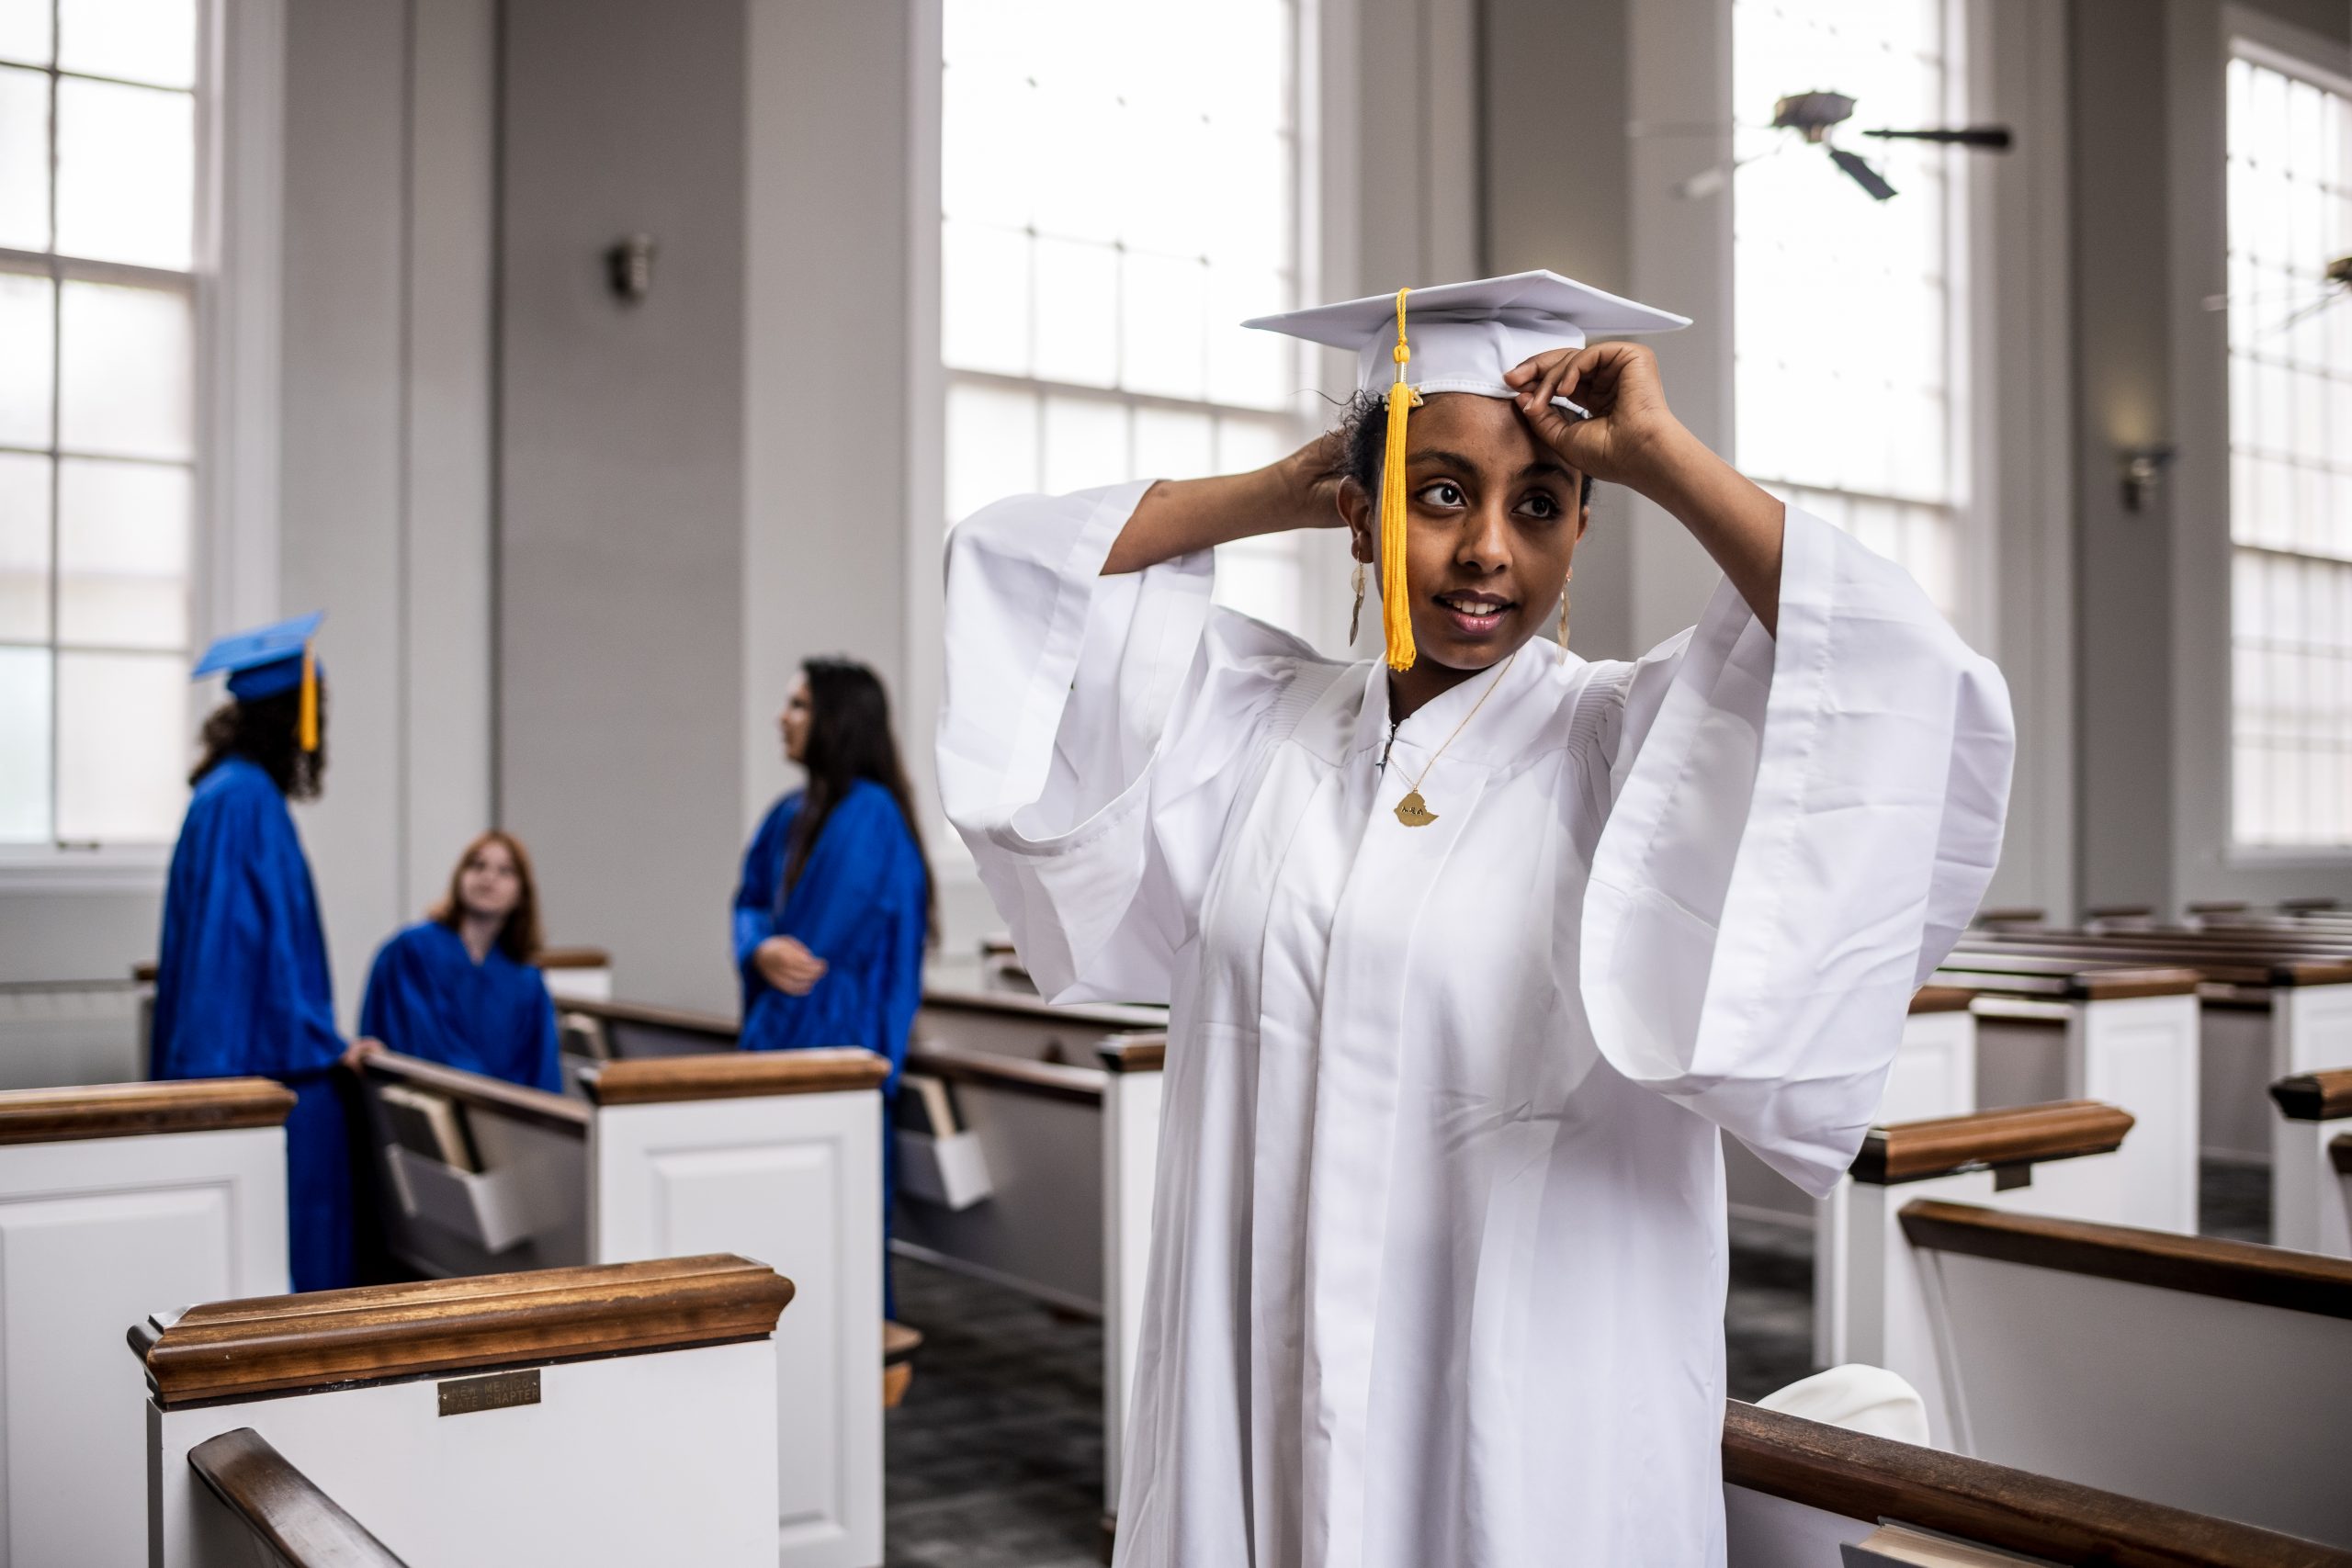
[732, 658, 933, 1303]
[937, 272, 2014, 1568]
[153, 613, 373, 1294]
[359, 830, 562, 1093]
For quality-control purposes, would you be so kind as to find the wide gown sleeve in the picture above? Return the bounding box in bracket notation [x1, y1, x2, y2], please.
[732, 798, 792, 986]
[938, 482, 1329, 1004]
[1577, 507, 2014, 1196]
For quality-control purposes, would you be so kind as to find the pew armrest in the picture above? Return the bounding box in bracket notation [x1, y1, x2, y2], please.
[188, 1427, 408, 1567]
[2271, 1068, 2352, 1122]
[1851, 1100, 2133, 1185]
[137, 1254, 795, 1407]
[579, 1049, 889, 1105]
[0, 1077, 296, 1145]
[361, 1052, 589, 1136]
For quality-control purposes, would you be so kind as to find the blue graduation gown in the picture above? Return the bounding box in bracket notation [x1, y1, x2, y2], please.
[733, 781, 928, 1309]
[359, 922, 562, 1093]
[153, 757, 354, 1292]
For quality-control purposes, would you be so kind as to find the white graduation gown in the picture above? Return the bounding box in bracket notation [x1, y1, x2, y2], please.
[937, 481, 2013, 1568]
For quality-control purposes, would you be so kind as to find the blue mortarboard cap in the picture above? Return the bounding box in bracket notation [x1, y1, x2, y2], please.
[192, 612, 324, 700]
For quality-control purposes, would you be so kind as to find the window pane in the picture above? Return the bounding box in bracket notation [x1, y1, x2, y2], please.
[57, 457, 187, 648]
[0, 0, 51, 67]
[59, 279, 192, 459]
[1040, 395, 1128, 495]
[944, 380, 1039, 525]
[55, 648, 183, 840]
[58, 0, 196, 89]
[0, 644, 50, 840]
[1120, 251, 1207, 400]
[1031, 237, 1118, 388]
[0, 450, 51, 638]
[1133, 406, 1213, 481]
[941, 220, 1032, 377]
[0, 270, 54, 448]
[0, 64, 49, 251]
[56, 76, 194, 269]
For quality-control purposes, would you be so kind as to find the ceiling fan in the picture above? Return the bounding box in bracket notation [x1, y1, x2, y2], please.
[1657, 91, 2013, 202]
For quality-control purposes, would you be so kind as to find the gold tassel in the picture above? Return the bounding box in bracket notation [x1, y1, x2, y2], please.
[299, 646, 319, 752]
[1380, 287, 1420, 672]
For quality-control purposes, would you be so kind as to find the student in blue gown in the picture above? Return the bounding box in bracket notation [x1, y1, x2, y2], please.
[153, 614, 373, 1293]
[733, 659, 933, 1310]
[360, 830, 562, 1093]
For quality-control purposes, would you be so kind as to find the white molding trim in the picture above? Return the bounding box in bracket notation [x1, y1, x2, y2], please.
[0, 844, 169, 894]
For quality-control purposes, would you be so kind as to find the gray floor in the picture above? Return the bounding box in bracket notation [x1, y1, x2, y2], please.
[883, 1158, 2273, 1565]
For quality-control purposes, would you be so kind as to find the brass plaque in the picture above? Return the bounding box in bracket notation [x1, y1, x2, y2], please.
[437, 1369, 540, 1417]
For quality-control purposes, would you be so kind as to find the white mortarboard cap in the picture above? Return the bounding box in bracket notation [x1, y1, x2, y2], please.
[1243, 269, 1690, 400]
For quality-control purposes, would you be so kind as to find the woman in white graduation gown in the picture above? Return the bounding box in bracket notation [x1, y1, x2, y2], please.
[937, 272, 2013, 1568]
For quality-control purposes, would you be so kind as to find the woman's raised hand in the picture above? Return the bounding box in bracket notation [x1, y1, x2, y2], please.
[1504, 343, 1686, 493]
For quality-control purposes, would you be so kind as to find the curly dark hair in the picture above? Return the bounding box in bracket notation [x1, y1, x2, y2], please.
[190, 683, 327, 801]
[1324, 389, 1596, 511]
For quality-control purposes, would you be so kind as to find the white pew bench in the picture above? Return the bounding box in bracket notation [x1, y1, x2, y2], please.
[1722, 1399, 2350, 1568]
[356, 1049, 888, 1568]
[1931, 954, 2202, 1233]
[135, 1255, 794, 1567]
[535, 944, 615, 1003]
[0, 1077, 292, 1568]
[1897, 1202, 2352, 1546]
[2269, 1068, 2352, 1258]
[1833, 1100, 2139, 1442]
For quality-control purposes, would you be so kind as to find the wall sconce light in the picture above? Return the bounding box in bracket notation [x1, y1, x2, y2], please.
[605, 233, 657, 303]
[2120, 443, 2177, 513]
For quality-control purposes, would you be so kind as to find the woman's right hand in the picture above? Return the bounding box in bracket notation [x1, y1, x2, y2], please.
[755, 935, 828, 996]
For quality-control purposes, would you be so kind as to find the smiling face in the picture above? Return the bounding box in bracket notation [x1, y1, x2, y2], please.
[1338, 392, 1588, 691]
[458, 836, 522, 923]
[779, 679, 812, 765]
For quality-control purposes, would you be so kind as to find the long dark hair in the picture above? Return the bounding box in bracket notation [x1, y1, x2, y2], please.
[190, 684, 327, 801]
[786, 658, 935, 933]
[428, 829, 546, 962]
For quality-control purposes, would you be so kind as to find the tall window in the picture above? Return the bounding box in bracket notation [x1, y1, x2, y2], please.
[2226, 48, 2352, 849]
[939, 1, 1315, 632]
[1733, 0, 1966, 621]
[0, 0, 199, 847]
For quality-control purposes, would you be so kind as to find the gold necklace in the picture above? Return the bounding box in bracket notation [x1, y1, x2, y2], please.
[1389, 649, 1519, 827]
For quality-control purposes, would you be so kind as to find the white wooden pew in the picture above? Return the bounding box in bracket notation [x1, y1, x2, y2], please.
[563, 980, 1172, 1521]
[136, 1255, 793, 1567]
[1722, 1400, 2352, 1568]
[1931, 954, 2203, 1233]
[535, 944, 615, 1003]
[1844, 1103, 2352, 1545]
[0, 1077, 291, 1568]
[1834, 1100, 2139, 1443]
[2269, 1068, 2352, 1258]
[356, 1050, 888, 1568]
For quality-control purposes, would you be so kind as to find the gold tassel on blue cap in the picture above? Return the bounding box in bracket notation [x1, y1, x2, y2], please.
[1380, 288, 1421, 672]
[299, 646, 318, 752]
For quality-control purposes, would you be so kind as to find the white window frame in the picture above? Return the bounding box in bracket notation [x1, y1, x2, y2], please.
[2219, 20, 2352, 861]
[1727, 0, 1987, 645]
[903, 0, 1348, 909]
[0, 0, 282, 890]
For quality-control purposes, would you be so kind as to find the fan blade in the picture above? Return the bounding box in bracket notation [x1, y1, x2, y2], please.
[1861, 125, 2014, 150]
[1828, 147, 1897, 201]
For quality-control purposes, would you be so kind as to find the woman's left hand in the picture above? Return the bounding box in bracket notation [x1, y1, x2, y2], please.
[1504, 343, 1689, 494]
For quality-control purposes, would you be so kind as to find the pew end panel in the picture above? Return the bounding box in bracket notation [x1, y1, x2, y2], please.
[140, 1257, 792, 1568]
[1897, 1201, 2352, 1547]
[1832, 1101, 2137, 1442]
[582, 1050, 890, 1568]
[2268, 1069, 2352, 1258]
[0, 1078, 291, 1568]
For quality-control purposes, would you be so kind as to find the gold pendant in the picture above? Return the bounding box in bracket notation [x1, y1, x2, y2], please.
[1393, 790, 1438, 827]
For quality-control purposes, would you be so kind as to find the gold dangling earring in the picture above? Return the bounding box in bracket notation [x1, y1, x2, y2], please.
[1350, 559, 1367, 645]
[1556, 573, 1572, 649]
